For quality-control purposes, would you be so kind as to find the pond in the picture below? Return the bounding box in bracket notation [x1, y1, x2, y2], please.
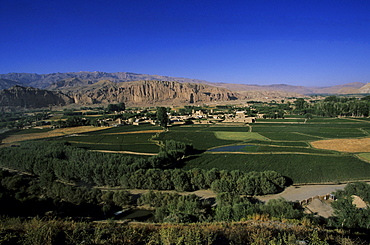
[114, 209, 154, 222]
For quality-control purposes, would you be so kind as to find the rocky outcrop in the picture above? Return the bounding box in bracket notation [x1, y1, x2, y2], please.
[62, 80, 239, 105]
[0, 86, 73, 109]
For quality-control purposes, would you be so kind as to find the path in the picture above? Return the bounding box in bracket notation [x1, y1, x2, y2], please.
[256, 184, 347, 202]
[91, 150, 157, 156]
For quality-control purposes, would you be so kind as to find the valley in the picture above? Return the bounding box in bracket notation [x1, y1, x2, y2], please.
[1, 76, 370, 244]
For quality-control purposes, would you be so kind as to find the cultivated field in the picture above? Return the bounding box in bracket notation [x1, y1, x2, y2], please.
[2, 117, 370, 184]
[157, 118, 370, 183]
[311, 138, 370, 152]
[1, 126, 108, 146]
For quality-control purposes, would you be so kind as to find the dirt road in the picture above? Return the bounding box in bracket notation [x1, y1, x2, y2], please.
[257, 184, 347, 202]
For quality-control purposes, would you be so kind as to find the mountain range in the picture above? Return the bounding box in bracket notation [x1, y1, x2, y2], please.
[0, 71, 369, 94]
[0, 72, 369, 109]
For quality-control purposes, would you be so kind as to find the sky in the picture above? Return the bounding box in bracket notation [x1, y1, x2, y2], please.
[1, 0, 370, 86]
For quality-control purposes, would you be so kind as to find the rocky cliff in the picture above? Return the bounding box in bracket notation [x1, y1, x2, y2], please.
[62, 80, 238, 106]
[0, 86, 73, 109]
[0, 81, 239, 109]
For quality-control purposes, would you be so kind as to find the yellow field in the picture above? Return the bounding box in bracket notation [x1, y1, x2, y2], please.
[105, 130, 163, 135]
[1, 126, 109, 145]
[311, 137, 370, 153]
[214, 132, 269, 141]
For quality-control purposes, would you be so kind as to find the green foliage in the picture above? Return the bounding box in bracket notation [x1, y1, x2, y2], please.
[106, 102, 126, 113]
[331, 182, 370, 229]
[138, 192, 210, 223]
[156, 107, 169, 128]
[113, 190, 132, 207]
[262, 198, 303, 220]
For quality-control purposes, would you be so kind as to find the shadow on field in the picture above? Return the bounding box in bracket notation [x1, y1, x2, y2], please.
[172, 149, 206, 169]
[284, 176, 294, 187]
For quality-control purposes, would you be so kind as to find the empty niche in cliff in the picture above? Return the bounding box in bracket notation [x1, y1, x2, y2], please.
[189, 93, 194, 103]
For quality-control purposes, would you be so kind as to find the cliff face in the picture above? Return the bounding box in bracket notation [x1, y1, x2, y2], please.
[0, 81, 239, 109]
[62, 80, 238, 105]
[0, 86, 73, 108]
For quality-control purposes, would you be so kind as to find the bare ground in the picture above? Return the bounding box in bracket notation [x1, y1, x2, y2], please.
[257, 184, 347, 203]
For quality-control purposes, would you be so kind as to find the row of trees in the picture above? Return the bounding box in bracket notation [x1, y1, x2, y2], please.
[136, 191, 304, 223]
[246, 96, 370, 119]
[0, 111, 50, 128]
[0, 168, 296, 223]
[291, 96, 370, 117]
[0, 140, 193, 187]
[1, 163, 369, 244]
[0, 141, 286, 195]
[120, 168, 286, 195]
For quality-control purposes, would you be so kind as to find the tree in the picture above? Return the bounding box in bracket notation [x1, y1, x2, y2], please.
[330, 182, 370, 229]
[107, 103, 125, 113]
[294, 98, 307, 111]
[156, 107, 169, 129]
[113, 190, 132, 207]
[262, 198, 302, 220]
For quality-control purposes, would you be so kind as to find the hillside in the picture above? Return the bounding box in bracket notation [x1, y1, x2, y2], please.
[0, 72, 368, 96]
[0, 85, 73, 109]
[0, 81, 240, 109]
[0, 78, 22, 90]
[60, 80, 239, 106]
[0, 71, 210, 89]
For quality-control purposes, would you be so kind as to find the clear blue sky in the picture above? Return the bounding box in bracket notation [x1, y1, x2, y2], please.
[1, 0, 370, 86]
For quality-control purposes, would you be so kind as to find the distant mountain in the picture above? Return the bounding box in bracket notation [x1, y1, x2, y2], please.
[359, 83, 370, 93]
[209, 82, 369, 95]
[210, 83, 316, 94]
[0, 78, 22, 90]
[0, 72, 209, 89]
[46, 77, 93, 90]
[0, 72, 368, 96]
[311, 82, 367, 94]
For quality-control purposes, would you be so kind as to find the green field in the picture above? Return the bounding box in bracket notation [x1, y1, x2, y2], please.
[183, 153, 370, 183]
[3, 118, 370, 184]
[52, 125, 162, 153]
[253, 122, 370, 140]
[171, 120, 370, 183]
[156, 130, 237, 151]
[214, 132, 268, 141]
[63, 133, 159, 153]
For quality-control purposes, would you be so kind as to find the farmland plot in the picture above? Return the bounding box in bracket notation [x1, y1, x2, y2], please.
[177, 119, 370, 184]
[183, 153, 370, 183]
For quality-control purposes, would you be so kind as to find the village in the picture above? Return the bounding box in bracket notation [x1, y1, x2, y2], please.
[98, 107, 258, 127]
